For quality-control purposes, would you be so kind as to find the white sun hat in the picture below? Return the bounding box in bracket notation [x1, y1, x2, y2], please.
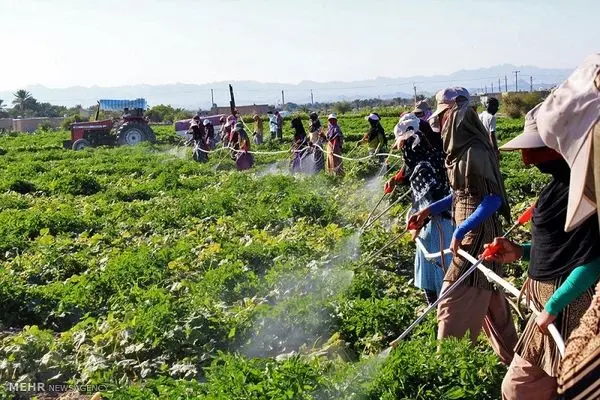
[500, 103, 546, 151]
[536, 53, 600, 231]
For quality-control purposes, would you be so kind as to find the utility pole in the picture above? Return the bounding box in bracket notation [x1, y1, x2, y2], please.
[281, 90, 285, 108]
[530, 76, 533, 92]
[498, 78, 502, 93]
[491, 82, 494, 93]
[413, 83, 417, 104]
[485, 85, 488, 94]
[310, 89, 314, 106]
[210, 89, 214, 108]
[505, 75, 508, 93]
[513, 70, 520, 92]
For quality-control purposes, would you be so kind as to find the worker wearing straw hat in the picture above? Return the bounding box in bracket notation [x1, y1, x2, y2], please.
[534, 53, 600, 400]
[408, 87, 517, 365]
[484, 103, 600, 400]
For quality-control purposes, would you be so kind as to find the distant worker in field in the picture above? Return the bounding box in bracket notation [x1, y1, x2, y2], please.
[189, 115, 208, 162]
[325, 113, 344, 176]
[408, 87, 517, 366]
[253, 114, 264, 145]
[219, 115, 229, 147]
[290, 116, 309, 174]
[479, 97, 500, 155]
[414, 100, 432, 121]
[268, 110, 278, 141]
[234, 122, 254, 170]
[413, 101, 443, 152]
[386, 112, 453, 305]
[308, 112, 325, 173]
[360, 113, 387, 163]
[275, 110, 284, 141]
[203, 119, 216, 149]
[227, 116, 239, 159]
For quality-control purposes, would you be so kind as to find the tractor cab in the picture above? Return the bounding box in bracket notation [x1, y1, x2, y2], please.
[64, 98, 156, 150]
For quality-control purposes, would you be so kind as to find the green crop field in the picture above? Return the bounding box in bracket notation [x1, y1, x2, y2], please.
[0, 115, 547, 399]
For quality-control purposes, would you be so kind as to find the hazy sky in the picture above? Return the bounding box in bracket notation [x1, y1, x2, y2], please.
[1, 0, 598, 91]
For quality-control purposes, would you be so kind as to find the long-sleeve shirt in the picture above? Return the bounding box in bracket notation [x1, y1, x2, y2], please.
[521, 243, 600, 315]
[428, 193, 502, 240]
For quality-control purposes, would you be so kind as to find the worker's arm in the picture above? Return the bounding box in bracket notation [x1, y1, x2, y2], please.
[544, 257, 600, 316]
[428, 193, 453, 215]
[453, 194, 502, 240]
[521, 243, 531, 262]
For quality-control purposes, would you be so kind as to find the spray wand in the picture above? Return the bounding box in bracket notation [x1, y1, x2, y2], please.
[382, 203, 535, 353]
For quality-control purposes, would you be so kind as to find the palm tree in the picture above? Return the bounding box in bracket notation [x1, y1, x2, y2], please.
[12, 90, 33, 111]
[0, 99, 6, 112]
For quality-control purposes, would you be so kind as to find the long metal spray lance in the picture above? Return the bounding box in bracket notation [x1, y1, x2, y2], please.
[360, 192, 391, 231]
[385, 204, 536, 349]
[360, 190, 411, 232]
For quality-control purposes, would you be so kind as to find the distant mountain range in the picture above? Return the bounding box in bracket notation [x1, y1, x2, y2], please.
[0, 64, 573, 110]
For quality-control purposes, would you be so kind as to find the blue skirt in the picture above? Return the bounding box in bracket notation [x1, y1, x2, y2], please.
[414, 216, 454, 294]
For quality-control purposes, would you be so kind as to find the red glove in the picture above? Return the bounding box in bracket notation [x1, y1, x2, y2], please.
[393, 169, 405, 184]
[384, 181, 395, 194]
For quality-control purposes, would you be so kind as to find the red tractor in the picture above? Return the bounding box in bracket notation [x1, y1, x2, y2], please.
[64, 99, 156, 150]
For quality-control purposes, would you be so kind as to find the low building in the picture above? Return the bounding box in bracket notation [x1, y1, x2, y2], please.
[12, 117, 65, 133]
[0, 118, 12, 132]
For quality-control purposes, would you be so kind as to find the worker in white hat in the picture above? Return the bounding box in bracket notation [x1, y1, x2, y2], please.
[483, 103, 600, 400]
[360, 113, 388, 162]
[534, 53, 600, 400]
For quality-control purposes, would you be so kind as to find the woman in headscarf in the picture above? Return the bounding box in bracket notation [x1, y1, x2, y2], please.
[252, 114, 264, 145]
[361, 113, 387, 163]
[219, 115, 230, 147]
[325, 113, 344, 176]
[203, 119, 216, 150]
[483, 105, 600, 400]
[385, 113, 453, 305]
[189, 115, 208, 163]
[408, 87, 517, 366]
[233, 122, 253, 170]
[290, 116, 309, 174]
[308, 112, 325, 173]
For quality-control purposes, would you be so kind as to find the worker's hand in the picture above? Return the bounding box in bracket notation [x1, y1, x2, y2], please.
[407, 208, 431, 230]
[481, 237, 522, 264]
[393, 170, 405, 185]
[450, 236, 462, 255]
[409, 229, 421, 241]
[535, 310, 557, 335]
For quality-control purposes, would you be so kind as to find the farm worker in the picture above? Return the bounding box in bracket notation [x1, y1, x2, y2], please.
[308, 112, 325, 173]
[219, 115, 229, 146]
[234, 122, 254, 170]
[479, 97, 500, 155]
[408, 87, 518, 365]
[290, 116, 309, 174]
[268, 110, 278, 141]
[189, 115, 208, 163]
[227, 116, 239, 159]
[325, 113, 344, 176]
[252, 114, 264, 145]
[203, 119, 216, 150]
[413, 100, 432, 122]
[534, 54, 600, 400]
[385, 113, 453, 305]
[482, 104, 600, 400]
[275, 110, 284, 141]
[360, 113, 387, 163]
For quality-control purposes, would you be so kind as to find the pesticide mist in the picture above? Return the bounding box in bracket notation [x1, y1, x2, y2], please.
[240, 232, 360, 359]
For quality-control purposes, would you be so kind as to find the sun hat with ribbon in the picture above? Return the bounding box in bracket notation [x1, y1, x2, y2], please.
[536, 53, 600, 231]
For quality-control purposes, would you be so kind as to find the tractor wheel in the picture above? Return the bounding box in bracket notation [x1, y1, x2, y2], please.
[72, 139, 91, 151]
[116, 122, 147, 146]
[142, 124, 157, 143]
